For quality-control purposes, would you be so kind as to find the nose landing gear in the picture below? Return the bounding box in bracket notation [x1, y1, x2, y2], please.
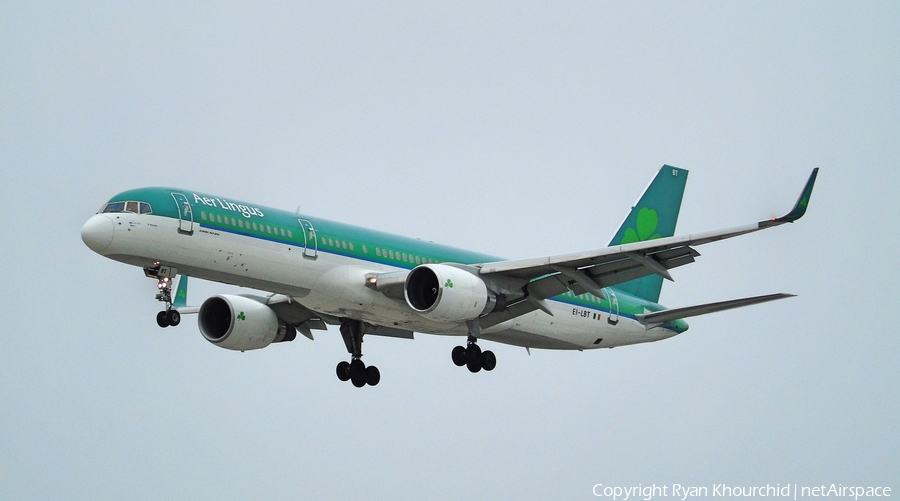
[336, 319, 380, 387]
[145, 265, 181, 328]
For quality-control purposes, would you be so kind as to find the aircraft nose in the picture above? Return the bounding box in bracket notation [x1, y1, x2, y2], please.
[81, 214, 114, 253]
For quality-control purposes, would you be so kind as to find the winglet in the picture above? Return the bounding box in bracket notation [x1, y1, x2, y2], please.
[768, 168, 819, 225]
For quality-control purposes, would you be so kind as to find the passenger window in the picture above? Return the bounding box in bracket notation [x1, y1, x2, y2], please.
[376, 248, 381, 256]
[252, 222, 258, 230]
[217, 215, 222, 223]
[349, 242, 354, 251]
[280, 228, 285, 236]
[238, 219, 243, 228]
[287, 229, 293, 238]
[402, 253, 408, 262]
[266, 225, 272, 233]
[201, 211, 207, 221]
[231, 218, 236, 226]
[342, 241, 347, 249]
[416, 256, 421, 264]
[389, 250, 395, 259]
[362, 245, 368, 254]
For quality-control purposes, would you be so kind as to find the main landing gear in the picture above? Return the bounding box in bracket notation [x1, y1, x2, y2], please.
[452, 336, 496, 373]
[153, 276, 181, 328]
[452, 320, 496, 373]
[336, 319, 380, 388]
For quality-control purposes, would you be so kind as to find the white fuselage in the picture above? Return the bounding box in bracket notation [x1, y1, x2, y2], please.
[84, 210, 679, 350]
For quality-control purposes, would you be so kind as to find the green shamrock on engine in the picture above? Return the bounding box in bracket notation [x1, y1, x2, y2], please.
[621, 207, 662, 244]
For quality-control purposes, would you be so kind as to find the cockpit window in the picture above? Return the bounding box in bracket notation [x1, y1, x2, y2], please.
[100, 201, 153, 214]
[102, 202, 126, 213]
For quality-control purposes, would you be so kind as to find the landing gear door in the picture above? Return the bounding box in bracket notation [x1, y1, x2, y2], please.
[298, 219, 317, 259]
[605, 288, 619, 325]
[171, 193, 194, 236]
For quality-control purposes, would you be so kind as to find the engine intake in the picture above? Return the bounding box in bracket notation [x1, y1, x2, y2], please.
[405, 264, 495, 322]
[198, 294, 296, 351]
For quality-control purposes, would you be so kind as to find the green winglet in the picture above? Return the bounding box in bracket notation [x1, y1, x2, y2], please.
[773, 168, 819, 224]
[173, 275, 189, 308]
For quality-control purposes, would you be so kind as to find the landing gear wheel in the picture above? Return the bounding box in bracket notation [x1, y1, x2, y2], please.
[466, 343, 483, 372]
[166, 309, 181, 326]
[481, 350, 496, 371]
[350, 359, 367, 387]
[156, 311, 169, 328]
[451, 346, 467, 367]
[465, 343, 482, 362]
[336, 361, 351, 382]
[365, 365, 381, 386]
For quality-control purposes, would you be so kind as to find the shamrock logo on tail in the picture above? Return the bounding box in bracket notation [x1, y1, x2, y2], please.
[237, 312, 246, 321]
[444, 279, 454, 288]
[621, 208, 661, 244]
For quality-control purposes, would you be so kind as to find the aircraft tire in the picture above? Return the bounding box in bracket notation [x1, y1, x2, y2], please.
[336, 361, 351, 382]
[481, 350, 496, 371]
[166, 309, 181, 327]
[451, 346, 467, 366]
[365, 365, 380, 386]
[156, 311, 169, 328]
[350, 359, 366, 387]
[465, 344, 482, 373]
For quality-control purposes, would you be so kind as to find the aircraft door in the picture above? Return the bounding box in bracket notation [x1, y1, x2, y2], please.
[171, 193, 194, 236]
[605, 288, 619, 325]
[298, 219, 318, 259]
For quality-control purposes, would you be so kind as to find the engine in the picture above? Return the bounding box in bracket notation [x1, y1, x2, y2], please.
[198, 294, 296, 351]
[405, 264, 495, 322]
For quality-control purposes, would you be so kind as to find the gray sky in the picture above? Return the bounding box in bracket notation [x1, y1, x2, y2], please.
[1, 2, 897, 499]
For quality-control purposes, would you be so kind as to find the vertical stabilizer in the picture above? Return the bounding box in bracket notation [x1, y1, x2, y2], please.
[173, 275, 189, 309]
[608, 165, 688, 303]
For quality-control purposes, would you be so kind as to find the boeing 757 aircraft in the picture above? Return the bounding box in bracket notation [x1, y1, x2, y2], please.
[82, 166, 817, 388]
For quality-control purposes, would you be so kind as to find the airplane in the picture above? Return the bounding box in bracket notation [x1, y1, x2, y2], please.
[81, 166, 818, 388]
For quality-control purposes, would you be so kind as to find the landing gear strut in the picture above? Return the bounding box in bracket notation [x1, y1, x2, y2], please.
[451, 320, 496, 373]
[336, 319, 380, 387]
[149, 270, 180, 328]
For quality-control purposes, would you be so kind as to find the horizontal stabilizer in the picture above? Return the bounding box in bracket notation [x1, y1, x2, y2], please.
[634, 293, 795, 326]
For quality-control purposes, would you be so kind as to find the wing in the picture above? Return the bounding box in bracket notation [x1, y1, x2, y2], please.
[472, 168, 818, 328]
[366, 169, 817, 329]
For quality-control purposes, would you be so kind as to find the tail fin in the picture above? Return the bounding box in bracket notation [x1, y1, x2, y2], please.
[173, 275, 189, 308]
[608, 165, 689, 303]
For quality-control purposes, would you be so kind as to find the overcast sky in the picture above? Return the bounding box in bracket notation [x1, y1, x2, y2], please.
[1, 2, 897, 499]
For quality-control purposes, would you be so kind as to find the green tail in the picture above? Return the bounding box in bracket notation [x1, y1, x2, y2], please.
[608, 165, 689, 303]
[173, 275, 189, 308]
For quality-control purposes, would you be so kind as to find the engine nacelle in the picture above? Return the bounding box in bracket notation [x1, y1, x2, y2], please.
[405, 264, 495, 322]
[198, 294, 296, 351]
